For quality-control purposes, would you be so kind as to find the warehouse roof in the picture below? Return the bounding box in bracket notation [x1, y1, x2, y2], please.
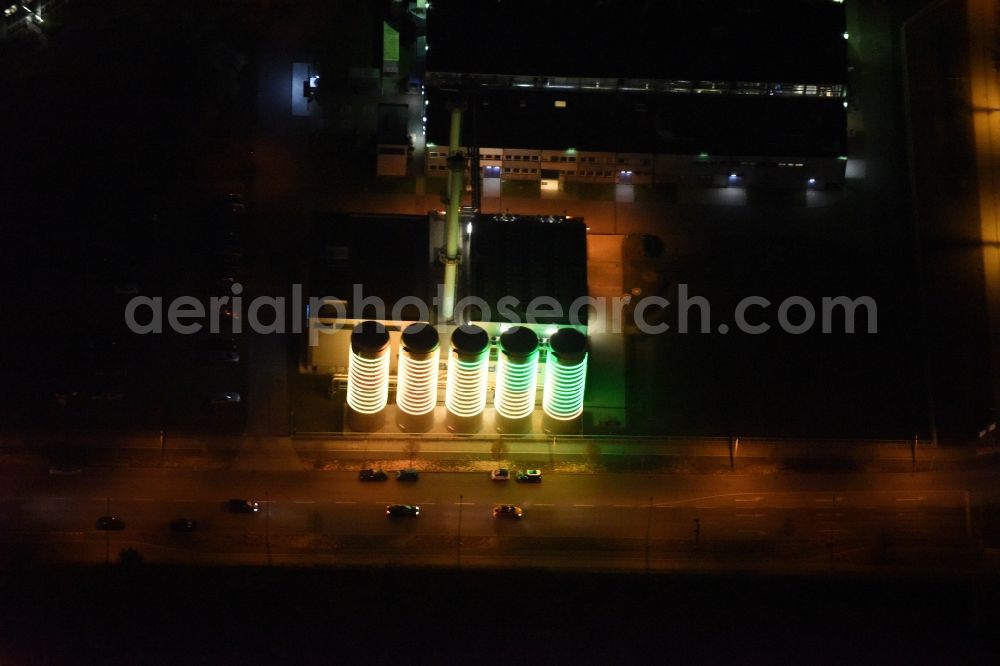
[466, 215, 589, 325]
[427, 0, 846, 84]
[428, 88, 846, 157]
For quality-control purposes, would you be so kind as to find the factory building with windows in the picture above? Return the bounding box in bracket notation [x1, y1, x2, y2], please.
[416, 0, 848, 191]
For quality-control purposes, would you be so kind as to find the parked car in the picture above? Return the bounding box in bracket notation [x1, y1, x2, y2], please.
[490, 468, 510, 481]
[210, 392, 241, 405]
[516, 469, 542, 483]
[492, 504, 523, 519]
[90, 389, 126, 402]
[396, 469, 420, 482]
[202, 338, 239, 364]
[226, 499, 258, 513]
[204, 349, 239, 364]
[386, 504, 420, 517]
[96, 516, 125, 530]
[170, 518, 198, 532]
[112, 280, 140, 296]
[219, 193, 247, 218]
[49, 465, 82, 476]
[359, 468, 388, 482]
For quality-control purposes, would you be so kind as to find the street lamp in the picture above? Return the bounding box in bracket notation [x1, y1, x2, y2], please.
[645, 496, 653, 572]
[457, 493, 463, 568]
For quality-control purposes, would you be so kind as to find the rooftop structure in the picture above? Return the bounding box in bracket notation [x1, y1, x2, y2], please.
[464, 214, 589, 325]
[419, 0, 848, 189]
[427, 88, 846, 158]
[426, 0, 846, 84]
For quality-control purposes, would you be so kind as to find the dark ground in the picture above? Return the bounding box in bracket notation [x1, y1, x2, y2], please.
[0, 1, 988, 441]
[0, 565, 997, 665]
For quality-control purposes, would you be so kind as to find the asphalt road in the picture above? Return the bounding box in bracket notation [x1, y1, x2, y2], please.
[0, 466, 985, 572]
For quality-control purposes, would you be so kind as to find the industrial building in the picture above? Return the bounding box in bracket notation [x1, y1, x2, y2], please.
[385, 0, 849, 191]
[303, 212, 593, 435]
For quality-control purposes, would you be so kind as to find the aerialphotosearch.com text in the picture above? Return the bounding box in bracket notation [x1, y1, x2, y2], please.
[123, 283, 878, 343]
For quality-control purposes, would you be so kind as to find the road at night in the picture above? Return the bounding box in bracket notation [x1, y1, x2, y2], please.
[1, 466, 990, 572]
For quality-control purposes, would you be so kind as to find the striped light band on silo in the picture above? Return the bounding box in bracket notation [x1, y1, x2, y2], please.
[494, 327, 540, 421]
[542, 328, 588, 421]
[445, 350, 489, 418]
[347, 321, 391, 415]
[445, 325, 490, 420]
[397, 324, 440, 417]
[543, 352, 587, 420]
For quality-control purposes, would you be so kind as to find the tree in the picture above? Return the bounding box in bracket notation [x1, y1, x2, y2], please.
[118, 548, 143, 568]
[491, 440, 508, 461]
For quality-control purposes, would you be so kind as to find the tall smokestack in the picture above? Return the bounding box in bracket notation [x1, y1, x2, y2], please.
[442, 105, 465, 322]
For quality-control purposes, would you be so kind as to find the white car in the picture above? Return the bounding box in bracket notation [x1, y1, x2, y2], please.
[490, 468, 510, 481]
[516, 469, 542, 483]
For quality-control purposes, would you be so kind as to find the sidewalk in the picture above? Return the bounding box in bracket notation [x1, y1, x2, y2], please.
[4, 426, 999, 474]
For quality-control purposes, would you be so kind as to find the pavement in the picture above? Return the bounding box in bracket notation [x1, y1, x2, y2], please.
[1, 463, 994, 574]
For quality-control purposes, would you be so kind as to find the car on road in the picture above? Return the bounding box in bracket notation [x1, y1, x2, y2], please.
[226, 499, 258, 513]
[219, 193, 247, 218]
[490, 468, 510, 481]
[359, 468, 388, 482]
[396, 468, 419, 481]
[516, 469, 542, 483]
[492, 504, 523, 519]
[49, 465, 82, 476]
[202, 338, 239, 364]
[205, 349, 239, 364]
[386, 504, 420, 517]
[170, 518, 198, 532]
[112, 280, 140, 296]
[96, 516, 125, 530]
[210, 392, 241, 405]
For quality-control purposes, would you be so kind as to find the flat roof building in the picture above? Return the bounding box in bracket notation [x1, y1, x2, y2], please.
[427, 0, 846, 84]
[419, 0, 847, 190]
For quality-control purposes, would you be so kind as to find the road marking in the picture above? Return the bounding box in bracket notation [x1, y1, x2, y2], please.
[695, 506, 713, 509]
[534, 503, 555, 507]
[419, 502, 436, 505]
[456, 502, 475, 506]
[669, 492, 775, 506]
[335, 501, 356, 504]
[573, 504, 594, 508]
[734, 497, 763, 503]
[736, 513, 767, 518]
[895, 497, 925, 502]
[295, 501, 316, 504]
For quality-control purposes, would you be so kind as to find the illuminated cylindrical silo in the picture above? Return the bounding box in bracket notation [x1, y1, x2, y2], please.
[347, 321, 390, 432]
[396, 323, 440, 433]
[494, 326, 540, 434]
[445, 325, 490, 434]
[543, 328, 588, 435]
